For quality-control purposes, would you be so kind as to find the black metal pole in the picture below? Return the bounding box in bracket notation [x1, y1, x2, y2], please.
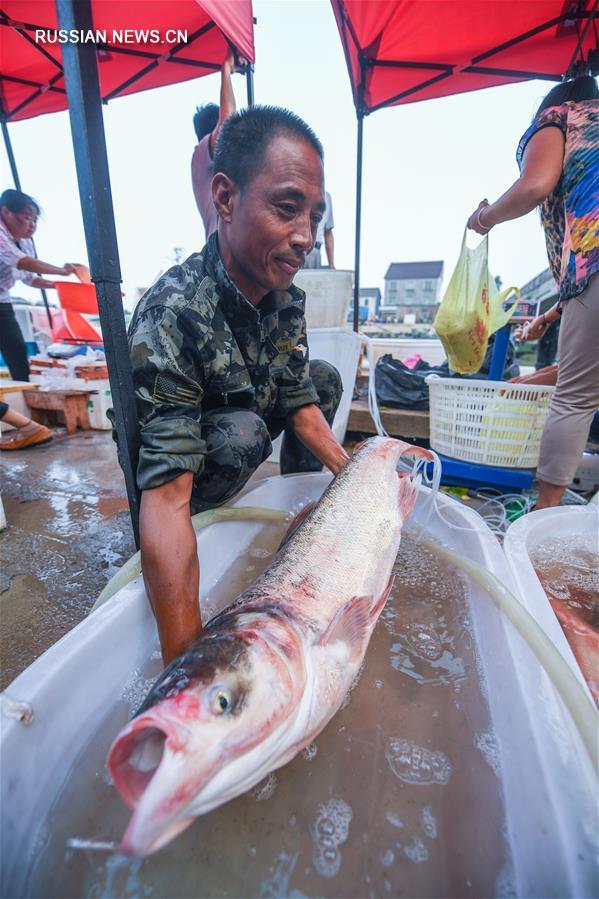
[56, 0, 141, 548]
[353, 111, 364, 333]
[1, 119, 54, 330]
[1, 121, 21, 190]
[246, 65, 255, 106]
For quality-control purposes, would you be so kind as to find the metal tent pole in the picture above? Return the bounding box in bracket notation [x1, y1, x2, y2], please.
[1, 121, 21, 190]
[56, 0, 141, 548]
[246, 64, 255, 106]
[352, 111, 364, 332]
[1, 119, 54, 330]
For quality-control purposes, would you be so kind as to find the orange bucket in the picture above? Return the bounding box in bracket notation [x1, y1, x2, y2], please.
[54, 281, 98, 314]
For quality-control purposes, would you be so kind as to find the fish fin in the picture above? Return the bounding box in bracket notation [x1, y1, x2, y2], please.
[317, 594, 373, 655]
[370, 576, 394, 623]
[278, 501, 315, 551]
[397, 469, 419, 522]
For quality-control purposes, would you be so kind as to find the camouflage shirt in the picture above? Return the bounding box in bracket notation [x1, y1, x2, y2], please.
[129, 233, 319, 491]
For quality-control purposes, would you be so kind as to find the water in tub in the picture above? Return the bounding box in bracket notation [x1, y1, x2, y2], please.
[531, 534, 599, 707]
[23, 532, 510, 899]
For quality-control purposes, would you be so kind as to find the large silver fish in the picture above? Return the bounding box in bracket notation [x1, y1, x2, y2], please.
[108, 436, 433, 855]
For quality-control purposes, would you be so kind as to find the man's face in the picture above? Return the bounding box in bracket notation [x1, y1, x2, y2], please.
[1, 204, 38, 240]
[216, 133, 325, 304]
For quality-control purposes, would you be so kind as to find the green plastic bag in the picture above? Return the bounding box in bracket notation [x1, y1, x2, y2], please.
[434, 230, 520, 374]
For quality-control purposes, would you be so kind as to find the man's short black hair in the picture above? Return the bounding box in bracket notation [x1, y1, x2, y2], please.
[213, 105, 324, 191]
[193, 103, 219, 142]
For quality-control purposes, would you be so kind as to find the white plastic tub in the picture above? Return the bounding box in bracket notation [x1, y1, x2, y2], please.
[293, 269, 353, 329]
[269, 327, 362, 462]
[367, 337, 446, 367]
[86, 379, 112, 430]
[1, 476, 596, 897]
[504, 505, 598, 697]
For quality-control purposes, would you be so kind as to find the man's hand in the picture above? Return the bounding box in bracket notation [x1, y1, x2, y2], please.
[140, 472, 201, 666]
[223, 48, 247, 75]
[287, 404, 349, 475]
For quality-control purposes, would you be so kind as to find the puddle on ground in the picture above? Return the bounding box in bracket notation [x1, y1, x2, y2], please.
[530, 535, 599, 705]
[0, 435, 135, 690]
[15, 533, 508, 899]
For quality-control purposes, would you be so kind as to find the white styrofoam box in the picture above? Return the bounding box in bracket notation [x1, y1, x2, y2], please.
[11, 304, 35, 342]
[86, 379, 112, 429]
[269, 327, 362, 463]
[293, 269, 353, 329]
[426, 375, 554, 468]
[366, 336, 446, 367]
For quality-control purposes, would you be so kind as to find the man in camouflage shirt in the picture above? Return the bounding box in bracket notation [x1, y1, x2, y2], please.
[129, 106, 349, 665]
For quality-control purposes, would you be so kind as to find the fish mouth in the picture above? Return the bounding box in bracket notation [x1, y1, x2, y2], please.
[108, 720, 169, 810]
[121, 811, 196, 857]
[109, 717, 201, 856]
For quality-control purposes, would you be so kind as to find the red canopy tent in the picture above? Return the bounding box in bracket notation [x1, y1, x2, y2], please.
[0, 0, 255, 122]
[330, 0, 598, 326]
[0, 0, 255, 545]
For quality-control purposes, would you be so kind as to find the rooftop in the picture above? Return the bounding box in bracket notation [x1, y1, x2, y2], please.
[385, 261, 444, 281]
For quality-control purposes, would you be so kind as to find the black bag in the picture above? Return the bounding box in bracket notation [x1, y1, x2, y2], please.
[374, 355, 444, 410]
[374, 338, 520, 411]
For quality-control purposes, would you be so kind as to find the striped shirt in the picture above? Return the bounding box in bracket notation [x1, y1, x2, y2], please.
[0, 218, 36, 303]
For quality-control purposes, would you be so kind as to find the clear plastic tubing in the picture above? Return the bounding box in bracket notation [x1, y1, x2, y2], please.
[419, 536, 599, 775]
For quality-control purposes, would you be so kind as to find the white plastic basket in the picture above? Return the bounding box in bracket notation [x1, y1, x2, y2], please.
[426, 375, 555, 468]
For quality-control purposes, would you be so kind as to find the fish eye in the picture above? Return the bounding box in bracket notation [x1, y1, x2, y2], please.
[211, 687, 234, 715]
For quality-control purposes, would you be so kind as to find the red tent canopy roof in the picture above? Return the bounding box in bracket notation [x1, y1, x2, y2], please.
[0, 0, 255, 122]
[332, 0, 598, 113]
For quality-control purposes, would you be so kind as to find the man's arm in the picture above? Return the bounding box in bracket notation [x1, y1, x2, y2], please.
[209, 50, 245, 153]
[287, 403, 349, 475]
[324, 229, 335, 269]
[140, 471, 201, 666]
[31, 277, 56, 289]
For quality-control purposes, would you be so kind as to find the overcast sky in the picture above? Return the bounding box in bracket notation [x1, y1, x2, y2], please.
[2, 0, 553, 310]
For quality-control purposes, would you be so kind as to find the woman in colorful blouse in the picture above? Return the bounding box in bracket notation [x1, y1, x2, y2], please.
[467, 75, 599, 509]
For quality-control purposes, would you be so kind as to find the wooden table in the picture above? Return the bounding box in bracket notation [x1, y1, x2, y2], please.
[347, 397, 430, 440]
[24, 389, 91, 434]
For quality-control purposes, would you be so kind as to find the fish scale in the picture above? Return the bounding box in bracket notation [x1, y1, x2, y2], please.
[108, 436, 433, 856]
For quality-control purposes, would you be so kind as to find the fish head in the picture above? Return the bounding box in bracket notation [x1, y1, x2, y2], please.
[108, 612, 304, 856]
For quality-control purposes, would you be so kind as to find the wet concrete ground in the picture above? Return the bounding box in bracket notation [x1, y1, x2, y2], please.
[0, 429, 284, 691]
[0, 430, 138, 690]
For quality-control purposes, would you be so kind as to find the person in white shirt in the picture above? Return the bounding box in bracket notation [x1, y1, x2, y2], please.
[0, 189, 86, 381]
[303, 190, 335, 269]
